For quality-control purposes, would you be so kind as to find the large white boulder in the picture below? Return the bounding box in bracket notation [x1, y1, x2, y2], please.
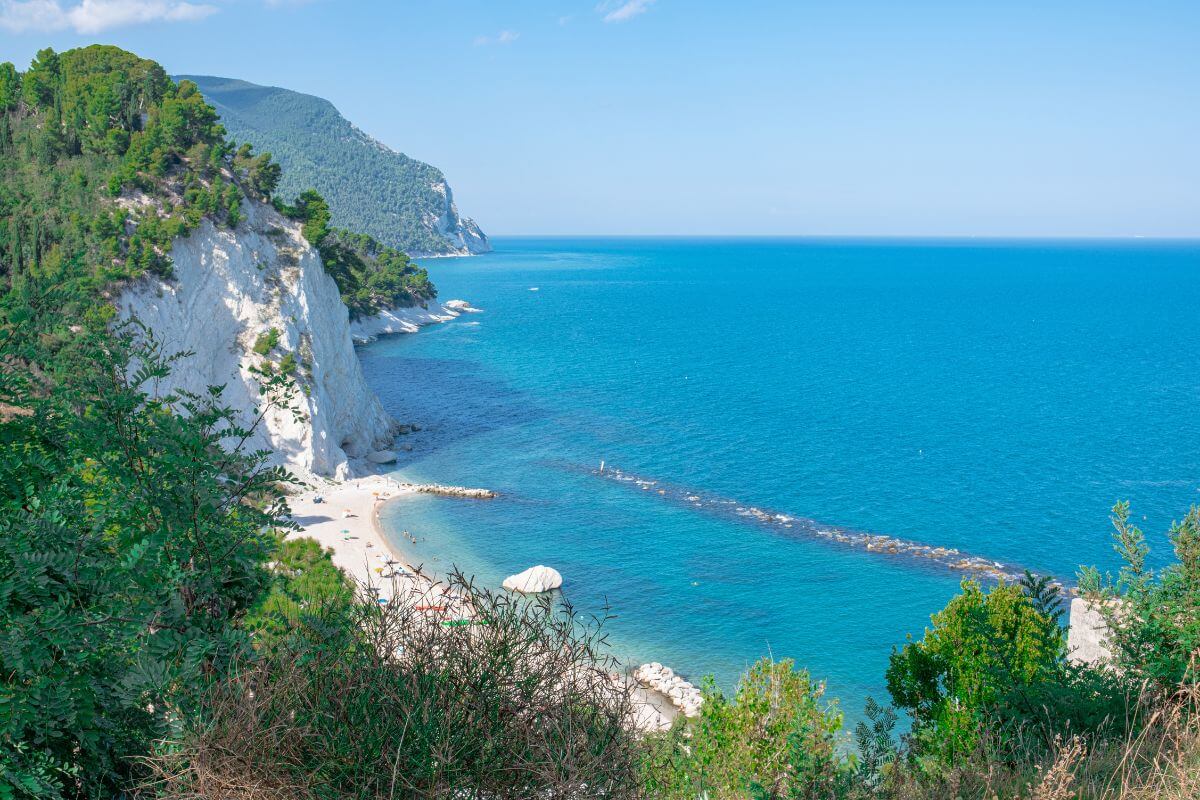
[502, 565, 563, 594]
[1067, 597, 1117, 666]
[367, 450, 398, 464]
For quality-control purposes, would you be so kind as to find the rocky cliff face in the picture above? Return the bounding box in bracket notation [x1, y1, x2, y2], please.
[429, 179, 491, 256]
[116, 196, 456, 482]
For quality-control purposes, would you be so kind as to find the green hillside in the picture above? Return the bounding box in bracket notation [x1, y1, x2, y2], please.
[179, 75, 489, 257]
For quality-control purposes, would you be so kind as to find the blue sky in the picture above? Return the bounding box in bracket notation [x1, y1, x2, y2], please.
[2, 0, 1198, 236]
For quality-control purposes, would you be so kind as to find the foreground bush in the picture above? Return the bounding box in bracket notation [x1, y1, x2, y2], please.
[147, 573, 645, 800]
[0, 327, 294, 799]
[1080, 502, 1200, 690]
[886, 578, 1063, 762]
[887, 572, 1143, 769]
[641, 658, 853, 799]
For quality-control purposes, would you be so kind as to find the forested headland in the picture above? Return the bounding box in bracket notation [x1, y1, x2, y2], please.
[181, 75, 490, 257]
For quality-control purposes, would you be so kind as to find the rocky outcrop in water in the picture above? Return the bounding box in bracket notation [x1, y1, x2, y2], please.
[597, 465, 1027, 582]
[502, 566, 563, 594]
[401, 483, 497, 499]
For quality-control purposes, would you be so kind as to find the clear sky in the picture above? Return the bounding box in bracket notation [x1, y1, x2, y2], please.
[2, 0, 1198, 236]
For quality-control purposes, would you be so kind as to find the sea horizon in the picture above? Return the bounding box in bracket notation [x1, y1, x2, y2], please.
[487, 234, 1200, 243]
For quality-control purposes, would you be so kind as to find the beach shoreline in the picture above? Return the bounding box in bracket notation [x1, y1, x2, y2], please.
[286, 475, 433, 604]
[286, 473, 680, 730]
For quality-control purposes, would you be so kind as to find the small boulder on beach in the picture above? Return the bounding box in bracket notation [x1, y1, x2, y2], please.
[502, 565, 563, 594]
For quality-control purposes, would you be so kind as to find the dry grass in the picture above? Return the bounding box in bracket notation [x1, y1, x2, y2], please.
[142, 570, 647, 800]
[1085, 688, 1200, 800]
[1029, 737, 1088, 800]
[885, 687, 1200, 800]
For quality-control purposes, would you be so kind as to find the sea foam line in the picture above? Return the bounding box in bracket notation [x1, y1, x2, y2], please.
[593, 465, 1029, 582]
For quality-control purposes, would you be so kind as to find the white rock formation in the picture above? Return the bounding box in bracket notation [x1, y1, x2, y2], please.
[426, 179, 491, 256]
[1067, 597, 1116, 666]
[502, 565, 563, 594]
[632, 663, 704, 718]
[444, 299, 482, 313]
[116, 195, 458, 482]
[349, 303, 461, 344]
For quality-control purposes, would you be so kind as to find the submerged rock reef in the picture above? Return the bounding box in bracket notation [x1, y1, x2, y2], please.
[596, 465, 1028, 583]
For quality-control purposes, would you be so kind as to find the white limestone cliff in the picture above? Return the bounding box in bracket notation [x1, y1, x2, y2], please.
[116, 195, 460, 482]
[426, 179, 491, 256]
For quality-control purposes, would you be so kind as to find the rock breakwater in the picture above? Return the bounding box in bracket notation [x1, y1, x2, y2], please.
[633, 663, 703, 718]
[595, 465, 1032, 583]
[401, 483, 497, 499]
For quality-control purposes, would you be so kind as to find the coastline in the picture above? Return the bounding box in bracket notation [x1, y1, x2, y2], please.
[285, 293, 684, 731]
[287, 475, 422, 598]
[287, 473, 680, 731]
[349, 299, 482, 345]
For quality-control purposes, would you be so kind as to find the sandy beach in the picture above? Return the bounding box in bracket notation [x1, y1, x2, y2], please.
[285, 474, 467, 614]
[287, 475, 411, 592]
[285, 474, 679, 731]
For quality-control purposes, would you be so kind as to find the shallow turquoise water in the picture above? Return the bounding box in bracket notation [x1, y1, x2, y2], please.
[361, 237, 1200, 719]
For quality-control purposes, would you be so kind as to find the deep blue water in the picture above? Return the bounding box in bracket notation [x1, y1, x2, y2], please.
[360, 237, 1200, 720]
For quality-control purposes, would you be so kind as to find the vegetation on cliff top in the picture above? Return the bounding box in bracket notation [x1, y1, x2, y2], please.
[0, 44, 432, 356]
[276, 188, 435, 319]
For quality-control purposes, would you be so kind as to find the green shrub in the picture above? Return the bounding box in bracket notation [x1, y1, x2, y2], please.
[278, 351, 298, 375]
[1080, 502, 1200, 690]
[0, 328, 296, 798]
[885, 580, 1063, 763]
[886, 572, 1141, 778]
[642, 658, 853, 799]
[243, 537, 353, 644]
[253, 327, 280, 355]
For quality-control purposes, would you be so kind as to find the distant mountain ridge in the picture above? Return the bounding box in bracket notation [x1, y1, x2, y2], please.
[179, 75, 489, 257]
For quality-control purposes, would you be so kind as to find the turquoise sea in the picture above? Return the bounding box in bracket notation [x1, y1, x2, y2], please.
[360, 237, 1200, 719]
